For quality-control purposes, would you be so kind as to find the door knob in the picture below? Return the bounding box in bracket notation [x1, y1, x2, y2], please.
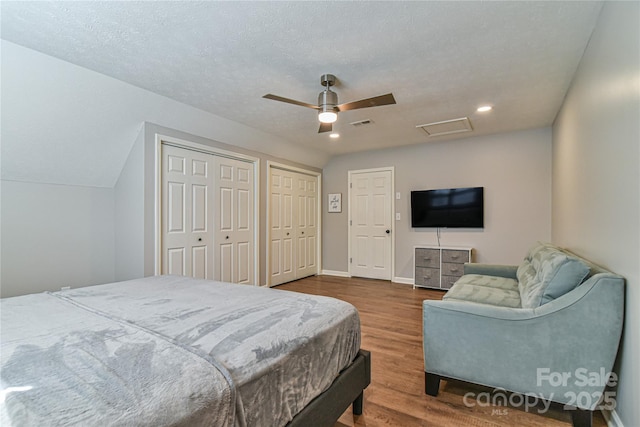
[198, 238, 202, 241]
[385, 229, 390, 234]
[225, 236, 229, 240]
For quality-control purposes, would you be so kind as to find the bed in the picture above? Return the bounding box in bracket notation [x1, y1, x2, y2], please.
[1, 275, 370, 426]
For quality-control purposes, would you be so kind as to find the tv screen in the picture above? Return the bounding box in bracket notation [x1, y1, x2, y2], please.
[411, 187, 484, 228]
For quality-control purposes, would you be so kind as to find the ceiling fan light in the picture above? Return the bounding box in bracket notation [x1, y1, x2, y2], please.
[318, 111, 337, 123]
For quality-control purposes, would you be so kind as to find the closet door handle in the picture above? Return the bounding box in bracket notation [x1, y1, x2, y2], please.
[225, 236, 229, 240]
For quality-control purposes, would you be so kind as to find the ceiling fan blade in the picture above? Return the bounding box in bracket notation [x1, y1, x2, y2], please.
[336, 93, 396, 112]
[263, 94, 320, 110]
[318, 122, 333, 133]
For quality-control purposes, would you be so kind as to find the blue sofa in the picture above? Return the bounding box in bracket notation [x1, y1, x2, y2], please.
[422, 242, 624, 427]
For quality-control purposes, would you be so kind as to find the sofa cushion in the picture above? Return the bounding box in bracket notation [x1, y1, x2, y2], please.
[518, 243, 590, 308]
[443, 274, 521, 308]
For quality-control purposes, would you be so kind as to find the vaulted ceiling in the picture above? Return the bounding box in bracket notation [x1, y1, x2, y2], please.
[2, 1, 602, 166]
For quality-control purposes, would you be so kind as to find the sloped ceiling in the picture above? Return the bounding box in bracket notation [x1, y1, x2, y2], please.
[1, 1, 603, 187]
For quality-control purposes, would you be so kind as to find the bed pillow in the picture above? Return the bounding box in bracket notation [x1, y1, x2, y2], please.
[518, 243, 590, 308]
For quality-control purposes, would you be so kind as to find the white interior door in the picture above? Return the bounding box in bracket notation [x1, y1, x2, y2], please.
[213, 156, 255, 285]
[161, 145, 214, 279]
[269, 166, 319, 286]
[349, 168, 393, 280]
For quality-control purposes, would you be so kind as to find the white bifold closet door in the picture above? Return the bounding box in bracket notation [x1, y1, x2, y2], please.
[162, 144, 254, 284]
[270, 168, 317, 286]
[213, 156, 254, 284]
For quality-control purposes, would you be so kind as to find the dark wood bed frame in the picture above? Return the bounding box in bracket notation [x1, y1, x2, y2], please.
[288, 349, 371, 427]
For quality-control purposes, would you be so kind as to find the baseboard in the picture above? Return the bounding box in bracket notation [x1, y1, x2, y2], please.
[601, 408, 624, 427]
[392, 276, 414, 285]
[320, 269, 351, 278]
[319, 272, 427, 286]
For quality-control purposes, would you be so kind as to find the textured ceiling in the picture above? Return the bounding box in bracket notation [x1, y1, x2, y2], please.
[1, 1, 603, 158]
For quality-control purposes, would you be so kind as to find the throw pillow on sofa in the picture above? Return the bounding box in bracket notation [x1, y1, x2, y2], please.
[517, 242, 590, 308]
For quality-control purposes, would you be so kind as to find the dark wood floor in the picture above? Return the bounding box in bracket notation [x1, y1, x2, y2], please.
[276, 275, 607, 427]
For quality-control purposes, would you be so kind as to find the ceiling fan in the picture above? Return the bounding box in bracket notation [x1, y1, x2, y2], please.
[263, 74, 396, 133]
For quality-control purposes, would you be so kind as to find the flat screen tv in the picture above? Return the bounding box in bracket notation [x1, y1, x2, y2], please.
[411, 187, 484, 228]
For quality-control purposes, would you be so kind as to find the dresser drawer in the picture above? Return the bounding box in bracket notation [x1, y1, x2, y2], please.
[415, 267, 440, 288]
[414, 246, 473, 290]
[442, 249, 469, 264]
[442, 262, 465, 277]
[441, 275, 459, 290]
[415, 248, 440, 268]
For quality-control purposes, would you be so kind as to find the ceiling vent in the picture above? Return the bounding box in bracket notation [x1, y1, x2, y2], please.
[416, 117, 473, 137]
[350, 119, 373, 127]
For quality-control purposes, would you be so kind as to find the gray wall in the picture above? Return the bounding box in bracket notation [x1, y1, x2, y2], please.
[114, 125, 145, 281]
[552, 2, 639, 424]
[0, 120, 320, 296]
[322, 127, 552, 280]
[1, 180, 115, 297]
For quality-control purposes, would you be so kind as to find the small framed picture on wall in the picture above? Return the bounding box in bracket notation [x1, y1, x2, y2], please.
[328, 193, 342, 213]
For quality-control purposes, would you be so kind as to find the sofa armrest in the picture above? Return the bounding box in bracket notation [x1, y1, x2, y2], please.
[463, 263, 518, 279]
[423, 274, 624, 410]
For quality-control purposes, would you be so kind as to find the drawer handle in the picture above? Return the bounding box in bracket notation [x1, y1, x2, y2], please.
[423, 257, 431, 261]
[450, 255, 459, 259]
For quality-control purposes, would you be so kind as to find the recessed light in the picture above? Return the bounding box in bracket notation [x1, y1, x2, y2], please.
[329, 133, 340, 139]
[477, 105, 492, 112]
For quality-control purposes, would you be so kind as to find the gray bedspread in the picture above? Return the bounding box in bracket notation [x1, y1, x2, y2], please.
[1, 276, 361, 426]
